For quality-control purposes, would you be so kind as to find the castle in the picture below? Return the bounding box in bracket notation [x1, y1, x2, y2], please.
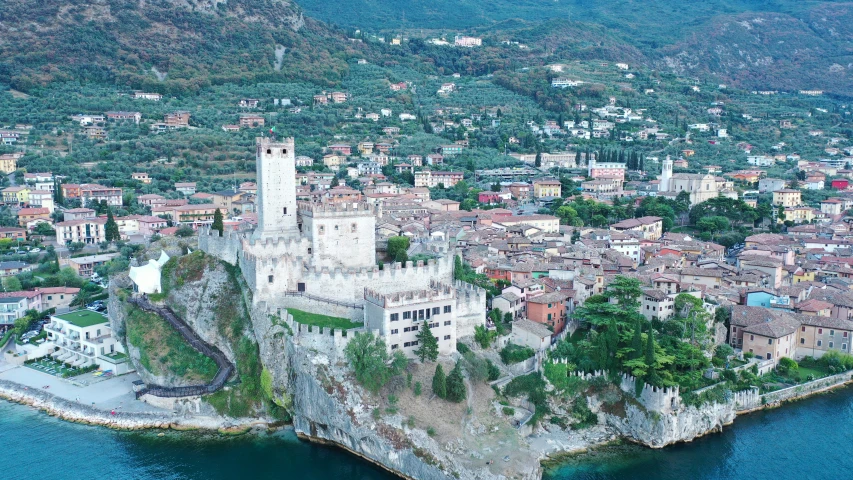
[201, 138, 486, 357]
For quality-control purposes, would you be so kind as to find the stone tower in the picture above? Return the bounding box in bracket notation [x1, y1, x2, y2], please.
[254, 137, 299, 240]
[660, 155, 673, 193]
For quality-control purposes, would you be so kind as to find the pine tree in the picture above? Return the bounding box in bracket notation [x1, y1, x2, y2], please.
[445, 361, 466, 403]
[104, 209, 120, 242]
[212, 208, 224, 237]
[414, 323, 439, 362]
[534, 151, 542, 168]
[432, 364, 447, 399]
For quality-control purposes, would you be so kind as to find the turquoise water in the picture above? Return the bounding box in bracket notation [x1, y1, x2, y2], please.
[3, 386, 852, 480]
[0, 401, 394, 480]
[545, 386, 853, 480]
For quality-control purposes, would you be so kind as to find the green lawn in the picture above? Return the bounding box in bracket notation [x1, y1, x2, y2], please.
[57, 310, 108, 328]
[287, 309, 362, 330]
[794, 365, 829, 380]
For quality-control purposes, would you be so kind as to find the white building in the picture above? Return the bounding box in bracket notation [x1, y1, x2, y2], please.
[364, 282, 457, 358]
[43, 310, 133, 374]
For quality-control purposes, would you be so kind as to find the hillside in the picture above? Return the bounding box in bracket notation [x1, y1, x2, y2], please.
[293, 0, 853, 96]
[660, 4, 853, 95]
[0, 0, 361, 94]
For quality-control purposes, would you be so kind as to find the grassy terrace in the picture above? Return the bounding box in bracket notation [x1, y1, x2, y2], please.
[287, 309, 362, 330]
[57, 310, 108, 328]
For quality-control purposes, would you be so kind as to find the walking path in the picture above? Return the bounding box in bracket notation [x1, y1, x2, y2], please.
[129, 296, 234, 397]
[0, 366, 166, 413]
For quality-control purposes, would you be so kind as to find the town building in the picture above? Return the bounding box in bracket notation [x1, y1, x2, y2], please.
[414, 170, 464, 188]
[773, 189, 803, 207]
[60, 253, 119, 278]
[175, 182, 197, 195]
[55, 218, 107, 246]
[43, 310, 132, 374]
[610, 216, 663, 241]
[533, 179, 562, 199]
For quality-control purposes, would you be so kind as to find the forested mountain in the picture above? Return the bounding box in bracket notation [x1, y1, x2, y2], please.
[1, 0, 850, 96]
[295, 0, 853, 96]
[0, 0, 361, 95]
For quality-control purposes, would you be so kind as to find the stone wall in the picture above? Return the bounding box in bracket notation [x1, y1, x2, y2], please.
[198, 228, 242, 265]
[280, 295, 363, 322]
[619, 373, 681, 415]
[454, 280, 487, 339]
[760, 371, 853, 408]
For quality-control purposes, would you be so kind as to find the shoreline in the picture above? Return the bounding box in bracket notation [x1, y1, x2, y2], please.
[4, 373, 853, 480]
[0, 379, 270, 433]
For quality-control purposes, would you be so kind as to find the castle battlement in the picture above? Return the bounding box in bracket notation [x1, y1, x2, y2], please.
[364, 281, 455, 308]
[620, 373, 681, 414]
[298, 201, 374, 217]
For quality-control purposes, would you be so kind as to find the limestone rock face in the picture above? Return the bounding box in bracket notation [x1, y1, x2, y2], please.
[606, 402, 736, 448]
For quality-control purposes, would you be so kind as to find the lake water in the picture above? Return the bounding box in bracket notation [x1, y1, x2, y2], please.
[3, 386, 851, 480]
[545, 386, 853, 480]
[0, 401, 394, 480]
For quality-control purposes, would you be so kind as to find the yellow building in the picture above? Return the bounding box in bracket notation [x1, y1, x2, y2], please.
[533, 179, 562, 199]
[772, 189, 802, 207]
[1, 186, 29, 205]
[781, 206, 816, 224]
[0, 154, 19, 174]
[793, 270, 815, 284]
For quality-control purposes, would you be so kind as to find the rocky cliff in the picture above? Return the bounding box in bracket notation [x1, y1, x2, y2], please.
[605, 402, 735, 448]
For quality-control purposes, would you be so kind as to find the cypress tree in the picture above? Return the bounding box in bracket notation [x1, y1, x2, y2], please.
[432, 364, 447, 399]
[414, 323, 439, 363]
[645, 324, 658, 385]
[104, 209, 120, 242]
[631, 317, 644, 360]
[212, 208, 224, 236]
[445, 362, 466, 403]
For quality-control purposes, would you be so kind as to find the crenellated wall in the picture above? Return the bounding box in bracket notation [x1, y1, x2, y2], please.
[198, 228, 243, 265]
[454, 280, 487, 338]
[619, 373, 681, 414]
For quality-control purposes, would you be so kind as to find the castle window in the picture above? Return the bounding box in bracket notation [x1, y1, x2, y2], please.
[411, 340, 419, 346]
[319, 226, 325, 235]
[297, 282, 305, 292]
[403, 311, 411, 320]
[444, 320, 451, 326]
[391, 329, 398, 334]
[391, 344, 398, 349]
[404, 342, 411, 347]
[307, 248, 312, 254]
[266, 149, 272, 154]
[351, 223, 357, 232]
[282, 149, 287, 154]
[283, 207, 287, 215]
[268, 275, 274, 284]
[390, 313, 399, 322]
[334, 225, 339, 231]
[432, 307, 440, 315]
[444, 305, 452, 313]
[444, 335, 451, 340]
[411, 325, 419, 331]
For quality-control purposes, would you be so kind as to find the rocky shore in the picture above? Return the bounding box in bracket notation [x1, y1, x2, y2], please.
[0, 379, 269, 433]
